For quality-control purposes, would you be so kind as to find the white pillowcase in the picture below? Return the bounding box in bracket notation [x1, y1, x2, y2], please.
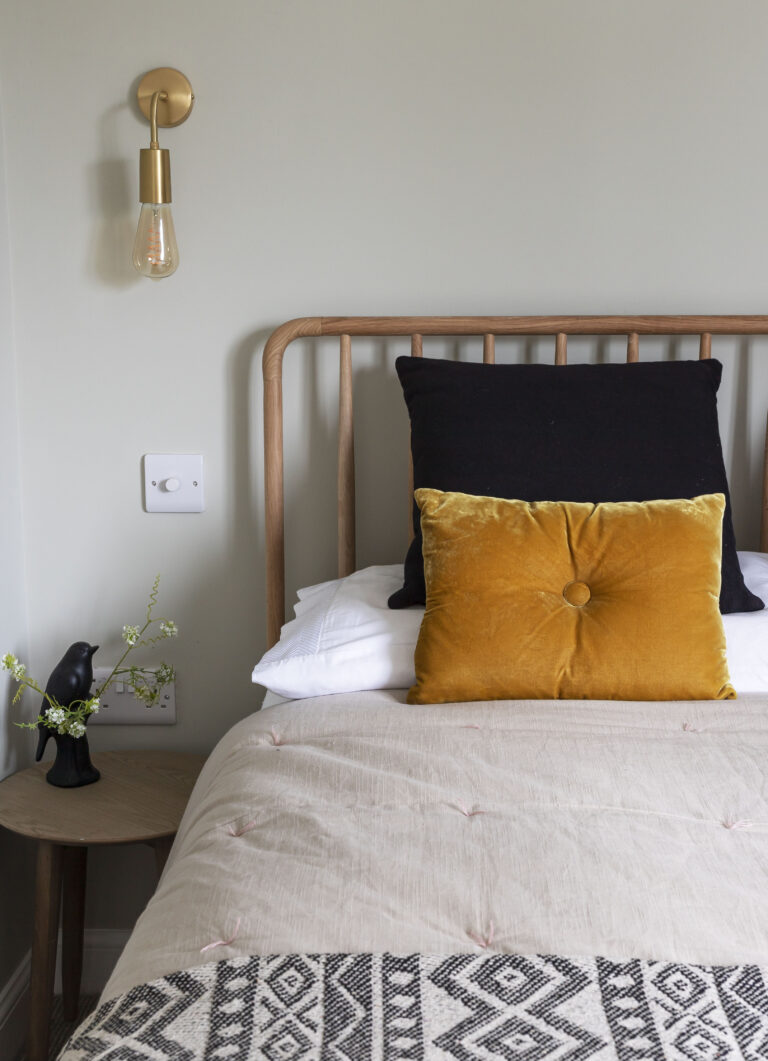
[253, 554, 768, 700]
[723, 552, 768, 693]
[252, 566, 422, 698]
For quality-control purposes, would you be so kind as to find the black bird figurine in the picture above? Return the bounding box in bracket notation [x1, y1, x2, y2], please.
[36, 642, 100, 787]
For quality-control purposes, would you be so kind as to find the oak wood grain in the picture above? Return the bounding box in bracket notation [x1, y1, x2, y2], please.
[338, 334, 356, 577]
[27, 841, 62, 1061]
[317, 315, 768, 336]
[0, 751, 204, 845]
[62, 845, 87, 1022]
[555, 333, 567, 365]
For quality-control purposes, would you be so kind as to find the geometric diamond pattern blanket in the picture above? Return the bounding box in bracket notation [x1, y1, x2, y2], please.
[59, 953, 768, 1060]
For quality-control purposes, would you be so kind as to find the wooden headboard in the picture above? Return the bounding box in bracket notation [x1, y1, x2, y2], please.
[263, 315, 768, 647]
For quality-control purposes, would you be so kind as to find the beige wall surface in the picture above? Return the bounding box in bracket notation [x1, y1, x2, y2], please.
[0, 76, 34, 993]
[1, 0, 768, 947]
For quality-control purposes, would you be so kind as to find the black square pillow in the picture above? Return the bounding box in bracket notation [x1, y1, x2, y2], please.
[390, 356, 763, 615]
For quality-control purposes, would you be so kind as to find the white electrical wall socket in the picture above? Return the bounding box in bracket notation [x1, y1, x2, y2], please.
[143, 453, 204, 512]
[89, 667, 176, 725]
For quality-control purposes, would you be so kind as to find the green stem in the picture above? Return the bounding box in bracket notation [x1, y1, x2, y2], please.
[94, 617, 153, 696]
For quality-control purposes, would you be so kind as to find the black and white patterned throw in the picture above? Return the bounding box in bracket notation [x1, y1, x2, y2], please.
[59, 952, 768, 1060]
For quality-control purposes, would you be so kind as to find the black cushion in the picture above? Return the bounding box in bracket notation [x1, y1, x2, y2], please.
[390, 355, 763, 615]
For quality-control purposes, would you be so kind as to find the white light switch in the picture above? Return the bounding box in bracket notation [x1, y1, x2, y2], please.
[143, 454, 204, 512]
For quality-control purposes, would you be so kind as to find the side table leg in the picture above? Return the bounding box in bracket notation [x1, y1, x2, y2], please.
[152, 834, 174, 878]
[27, 840, 63, 1061]
[62, 845, 87, 1022]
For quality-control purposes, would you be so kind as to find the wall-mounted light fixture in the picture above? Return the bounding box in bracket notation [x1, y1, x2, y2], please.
[133, 68, 194, 279]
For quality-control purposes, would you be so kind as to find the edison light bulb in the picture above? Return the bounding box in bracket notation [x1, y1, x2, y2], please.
[132, 203, 178, 279]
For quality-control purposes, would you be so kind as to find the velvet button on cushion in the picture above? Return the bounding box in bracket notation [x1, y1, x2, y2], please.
[563, 580, 591, 607]
[407, 488, 736, 704]
[390, 356, 763, 615]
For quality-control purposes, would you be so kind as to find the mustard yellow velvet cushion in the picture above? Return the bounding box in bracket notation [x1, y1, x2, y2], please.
[408, 489, 735, 704]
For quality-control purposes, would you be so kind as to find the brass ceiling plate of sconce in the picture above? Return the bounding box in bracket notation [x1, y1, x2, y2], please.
[137, 67, 194, 127]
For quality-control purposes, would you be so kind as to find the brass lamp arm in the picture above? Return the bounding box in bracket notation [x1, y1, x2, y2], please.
[149, 90, 167, 149]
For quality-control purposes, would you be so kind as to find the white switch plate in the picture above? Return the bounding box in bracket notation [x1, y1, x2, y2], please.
[88, 667, 176, 725]
[143, 453, 204, 512]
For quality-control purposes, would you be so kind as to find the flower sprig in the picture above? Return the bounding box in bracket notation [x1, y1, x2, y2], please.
[1, 656, 100, 736]
[99, 574, 178, 699]
[2, 575, 177, 736]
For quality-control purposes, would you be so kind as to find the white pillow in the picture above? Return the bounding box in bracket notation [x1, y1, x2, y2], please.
[722, 552, 768, 693]
[252, 565, 422, 698]
[253, 555, 768, 700]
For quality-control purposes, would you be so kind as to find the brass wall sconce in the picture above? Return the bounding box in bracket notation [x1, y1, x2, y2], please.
[133, 68, 194, 279]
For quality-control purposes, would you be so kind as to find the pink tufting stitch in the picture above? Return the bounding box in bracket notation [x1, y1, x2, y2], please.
[454, 801, 486, 818]
[682, 722, 701, 732]
[268, 728, 284, 747]
[460, 724, 482, 730]
[467, 921, 495, 948]
[200, 918, 242, 953]
[228, 819, 259, 838]
[722, 818, 754, 831]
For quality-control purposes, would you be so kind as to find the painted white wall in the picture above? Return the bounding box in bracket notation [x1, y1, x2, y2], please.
[0, 0, 767, 950]
[0, 70, 34, 1003]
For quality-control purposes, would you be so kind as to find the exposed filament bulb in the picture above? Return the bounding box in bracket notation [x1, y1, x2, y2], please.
[133, 88, 179, 279]
[132, 204, 178, 279]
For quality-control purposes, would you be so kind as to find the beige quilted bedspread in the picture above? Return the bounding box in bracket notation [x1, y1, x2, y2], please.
[103, 690, 768, 1001]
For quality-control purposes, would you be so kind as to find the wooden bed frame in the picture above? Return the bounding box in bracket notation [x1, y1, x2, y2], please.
[263, 315, 768, 647]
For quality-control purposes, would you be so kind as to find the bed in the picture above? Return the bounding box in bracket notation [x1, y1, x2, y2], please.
[62, 317, 768, 1060]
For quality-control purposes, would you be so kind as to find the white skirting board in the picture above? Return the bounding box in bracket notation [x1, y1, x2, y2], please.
[0, 928, 129, 1060]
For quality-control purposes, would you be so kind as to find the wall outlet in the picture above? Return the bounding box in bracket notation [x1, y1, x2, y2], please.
[88, 667, 176, 725]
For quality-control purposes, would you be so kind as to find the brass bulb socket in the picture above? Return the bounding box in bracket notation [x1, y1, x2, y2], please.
[139, 147, 172, 204]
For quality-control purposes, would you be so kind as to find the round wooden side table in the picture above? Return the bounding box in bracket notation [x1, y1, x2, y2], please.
[0, 749, 205, 1061]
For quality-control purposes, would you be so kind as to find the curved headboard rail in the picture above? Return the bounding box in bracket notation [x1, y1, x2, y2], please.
[263, 315, 768, 647]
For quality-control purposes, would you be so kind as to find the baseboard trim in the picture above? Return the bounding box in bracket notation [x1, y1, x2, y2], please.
[0, 951, 30, 1061]
[0, 928, 130, 1060]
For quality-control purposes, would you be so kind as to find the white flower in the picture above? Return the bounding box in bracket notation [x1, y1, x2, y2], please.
[88, 698, 100, 714]
[2, 654, 26, 681]
[156, 663, 175, 685]
[160, 620, 178, 638]
[46, 707, 66, 725]
[133, 685, 157, 706]
[66, 720, 86, 738]
[122, 624, 140, 646]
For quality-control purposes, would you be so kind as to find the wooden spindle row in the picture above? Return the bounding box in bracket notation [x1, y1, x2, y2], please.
[338, 335, 355, 576]
[407, 336, 423, 538]
[340, 328, 722, 570]
[263, 316, 768, 646]
[552, 331, 712, 364]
